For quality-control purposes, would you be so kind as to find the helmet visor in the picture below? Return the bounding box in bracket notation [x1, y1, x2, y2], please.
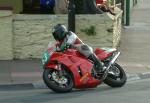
[52, 32, 59, 41]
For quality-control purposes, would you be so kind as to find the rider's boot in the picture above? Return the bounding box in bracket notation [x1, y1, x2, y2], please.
[88, 54, 106, 78]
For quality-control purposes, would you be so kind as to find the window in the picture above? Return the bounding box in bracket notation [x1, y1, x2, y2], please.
[22, 0, 54, 14]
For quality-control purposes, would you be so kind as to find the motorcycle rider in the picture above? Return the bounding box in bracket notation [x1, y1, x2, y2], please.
[52, 24, 105, 78]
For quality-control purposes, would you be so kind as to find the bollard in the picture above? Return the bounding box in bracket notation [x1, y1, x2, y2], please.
[126, 0, 130, 26]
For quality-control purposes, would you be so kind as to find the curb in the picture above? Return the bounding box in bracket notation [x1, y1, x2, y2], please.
[127, 72, 150, 81]
[0, 83, 35, 90]
[0, 72, 150, 90]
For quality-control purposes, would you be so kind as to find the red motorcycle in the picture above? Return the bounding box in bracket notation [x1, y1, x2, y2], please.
[42, 44, 127, 93]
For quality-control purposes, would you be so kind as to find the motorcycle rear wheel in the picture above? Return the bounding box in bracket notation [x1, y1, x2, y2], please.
[43, 69, 74, 93]
[104, 63, 127, 87]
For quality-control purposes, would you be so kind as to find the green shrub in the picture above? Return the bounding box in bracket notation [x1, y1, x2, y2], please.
[80, 25, 96, 36]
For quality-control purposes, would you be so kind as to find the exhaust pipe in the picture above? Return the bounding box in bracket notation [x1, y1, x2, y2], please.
[102, 52, 120, 80]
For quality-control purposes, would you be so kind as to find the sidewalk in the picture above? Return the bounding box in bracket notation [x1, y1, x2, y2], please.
[118, 0, 150, 74]
[0, 0, 150, 86]
[0, 60, 43, 85]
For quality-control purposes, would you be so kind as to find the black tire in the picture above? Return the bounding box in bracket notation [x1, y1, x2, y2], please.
[104, 63, 127, 87]
[43, 69, 74, 93]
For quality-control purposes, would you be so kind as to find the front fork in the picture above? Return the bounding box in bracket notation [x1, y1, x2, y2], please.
[101, 52, 121, 81]
[56, 63, 67, 77]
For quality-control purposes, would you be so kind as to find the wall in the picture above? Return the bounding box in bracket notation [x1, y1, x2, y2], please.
[0, 10, 13, 60]
[0, 8, 122, 60]
[0, 0, 23, 13]
[12, 0, 23, 13]
[0, 0, 12, 6]
[13, 14, 113, 59]
[13, 15, 57, 59]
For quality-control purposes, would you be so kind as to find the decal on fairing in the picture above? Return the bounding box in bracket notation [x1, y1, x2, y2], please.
[42, 51, 53, 65]
[101, 47, 116, 52]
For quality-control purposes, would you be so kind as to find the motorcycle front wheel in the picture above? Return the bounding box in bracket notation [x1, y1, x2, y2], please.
[43, 68, 74, 93]
[104, 63, 127, 87]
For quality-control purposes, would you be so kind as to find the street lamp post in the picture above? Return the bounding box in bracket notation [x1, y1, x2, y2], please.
[68, 0, 76, 32]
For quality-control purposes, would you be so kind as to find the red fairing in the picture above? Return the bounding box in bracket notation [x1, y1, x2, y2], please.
[95, 48, 114, 60]
[45, 49, 101, 88]
[66, 54, 101, 89]
[45, 64, 57, 70]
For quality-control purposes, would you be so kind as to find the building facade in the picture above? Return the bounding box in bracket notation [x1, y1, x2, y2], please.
[0, 0, 22, 13]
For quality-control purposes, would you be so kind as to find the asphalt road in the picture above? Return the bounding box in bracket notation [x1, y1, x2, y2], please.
[0, 78, 150, 103]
